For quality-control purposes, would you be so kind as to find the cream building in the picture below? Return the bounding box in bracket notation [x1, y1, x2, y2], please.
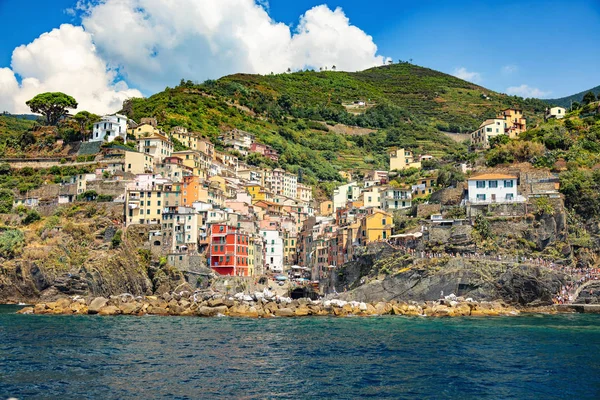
[389, 148, 421, 171]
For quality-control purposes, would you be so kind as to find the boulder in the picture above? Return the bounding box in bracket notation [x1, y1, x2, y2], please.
[197, 306, 227, 317]
[168, 305, 184, 315]
[179, 299, 191, 309]
[98, 305, 120, 316]
[294, 306, 311, 316]
[17, 307, 34, 314]
[275, 308, 294, 317]
[88, 297, 109, 314]
[208, 297, 225, 307]
[148, 307, 169, 315]
[229, 304, 250, 317]
[70, 302, 88, 314]
[119, 303, 140, 315]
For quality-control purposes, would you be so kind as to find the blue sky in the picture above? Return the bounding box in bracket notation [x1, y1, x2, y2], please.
[0, 0, 599, 113]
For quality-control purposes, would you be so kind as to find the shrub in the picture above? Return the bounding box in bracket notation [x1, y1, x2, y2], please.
[22, 209, 41, 225]
[111, 230, 122, 248]
[0, 229, 25, 258]
[0, 189, 14, 213]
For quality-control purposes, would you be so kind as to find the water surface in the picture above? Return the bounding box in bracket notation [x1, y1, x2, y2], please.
[1, 305, 599, 399]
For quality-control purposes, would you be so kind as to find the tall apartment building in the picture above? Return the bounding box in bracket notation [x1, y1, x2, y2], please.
[209, 224, 250, 277]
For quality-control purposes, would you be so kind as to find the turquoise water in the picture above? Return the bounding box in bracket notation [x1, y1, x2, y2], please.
[1, 305, 600, 399]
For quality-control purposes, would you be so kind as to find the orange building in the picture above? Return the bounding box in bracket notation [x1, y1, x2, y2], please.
[209, 224, 250, 276]
[182, 176, 207, 206]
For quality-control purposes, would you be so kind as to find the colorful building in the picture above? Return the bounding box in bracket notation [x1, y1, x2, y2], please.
[209, 224, 250, 276]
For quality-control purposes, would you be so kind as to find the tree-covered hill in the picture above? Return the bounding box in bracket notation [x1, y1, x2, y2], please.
[544, 85, 600, 108]
[124, 63, 548, 188]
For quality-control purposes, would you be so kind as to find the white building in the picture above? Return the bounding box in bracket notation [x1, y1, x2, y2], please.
[90, 114, 128, 143]
[332, 182, 361, 211]
[381, 187, 412, 210]
[470, 119, 507, 148]
[545, 106, 566, 120]
[272, 169, 298, 199]
[260, 229, 284, 273]
[467, 174, 523, 203]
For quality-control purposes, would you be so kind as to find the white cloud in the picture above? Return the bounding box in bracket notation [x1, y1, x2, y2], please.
[0, 24, 142, 114]
[1, 1, 387, 114]
[506, 84, 551, 98]
[501, 64, 518, 74]
[80, 0, 388, 92]
[452, 67, 482, 83]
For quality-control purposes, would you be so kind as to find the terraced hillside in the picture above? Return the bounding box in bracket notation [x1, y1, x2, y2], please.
[124, 63, 548, 188]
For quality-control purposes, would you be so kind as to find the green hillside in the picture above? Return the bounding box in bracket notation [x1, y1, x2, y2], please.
[124, 63, 548, 188]
[544, 85, 600, 108]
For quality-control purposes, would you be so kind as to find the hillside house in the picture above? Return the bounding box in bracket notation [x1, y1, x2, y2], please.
[332, 182, 361, 211]
[545, 107, 566, 120]
[381, 187, 412, 210]
[389, 148, 421, 171]
[90, 114, 127, 143]
[470, 119, 507, 148]
[136, 134, 173, 162]
[466, 173, 523, 203]
[498, 108, 526, 137]
[219, 129, 254, 155]
[250, 142, 279, 162]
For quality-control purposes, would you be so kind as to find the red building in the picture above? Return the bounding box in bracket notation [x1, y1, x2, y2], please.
[250, 142, 279, 162]
[209, 224, 250, 276]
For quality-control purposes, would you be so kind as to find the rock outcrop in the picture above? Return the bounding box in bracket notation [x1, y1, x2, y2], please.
[334, 250, 566, 306]
[17, 289, 527, 318]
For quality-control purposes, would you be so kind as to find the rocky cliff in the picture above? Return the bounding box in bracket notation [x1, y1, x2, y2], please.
[0, 204, 189, 303]
[334, 244, 568, 306]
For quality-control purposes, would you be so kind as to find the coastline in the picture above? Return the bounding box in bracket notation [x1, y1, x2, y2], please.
[10, 290, 589, 318]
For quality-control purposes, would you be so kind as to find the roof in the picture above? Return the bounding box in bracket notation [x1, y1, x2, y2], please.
[468, 173, 517, 180]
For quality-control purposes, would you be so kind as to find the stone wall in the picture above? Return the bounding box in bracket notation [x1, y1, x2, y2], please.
[87, 180, 129, 197]
[467, 202, 528, 218]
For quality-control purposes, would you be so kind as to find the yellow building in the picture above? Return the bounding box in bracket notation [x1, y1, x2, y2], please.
[389, 148, 421, 171]
[318, 200, 334, 216]
[100, 148, 154, 175]
[126, 182, 181, 226]
[283, 231, 297, 266]
[358, 209, 393, 244]
[245, 183, 272, 202]
[128, 123, 162, 139]
[171, 150, 209, 180]
[497, 108, 526, 137]
[171, 130, 215, 160]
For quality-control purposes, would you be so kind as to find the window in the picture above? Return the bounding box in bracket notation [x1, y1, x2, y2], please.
[504, 180, 514, 188]
[476, 194, 486, 201]
[488, 180, 498, 188]
[486, 127, 492, 132]
[476, 181, 485, 189]
[506, 193, 514, 200]
[382, 219, 386, 226]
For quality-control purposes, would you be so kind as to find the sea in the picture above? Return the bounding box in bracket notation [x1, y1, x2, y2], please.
[1, 305, 599, 399]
